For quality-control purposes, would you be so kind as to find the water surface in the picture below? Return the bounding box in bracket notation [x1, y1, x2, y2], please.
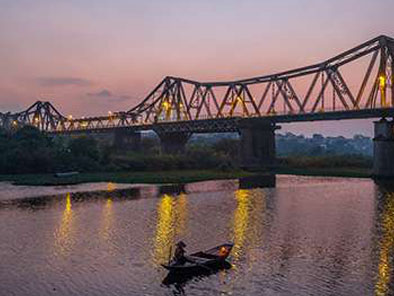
[0, 175, 393, 295]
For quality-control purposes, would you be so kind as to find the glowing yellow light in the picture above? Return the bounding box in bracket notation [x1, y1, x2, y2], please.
[107, 182, 115, 192]
[219, 246, 228, 257]
[65, 193, 72, 212]
[379, 75, 388, 107]
[268, 109, 276, 115]
[162, 101, 170, 110]
[12, 120, 18, 126]
[379, 75, 386, 88]
[68, 115, 73, 120]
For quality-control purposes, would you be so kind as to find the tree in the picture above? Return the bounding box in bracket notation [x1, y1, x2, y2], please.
[69, 136, 100, 161]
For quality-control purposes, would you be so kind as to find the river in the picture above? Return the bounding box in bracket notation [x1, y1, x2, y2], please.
[0, 175, 393, 296]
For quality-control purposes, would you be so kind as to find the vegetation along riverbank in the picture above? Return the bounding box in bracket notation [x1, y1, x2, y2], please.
[0, 126, 373, 185]
[0, 167, 372, 186]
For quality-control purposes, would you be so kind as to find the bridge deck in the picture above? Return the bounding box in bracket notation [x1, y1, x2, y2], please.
[50, 107, 394, 134]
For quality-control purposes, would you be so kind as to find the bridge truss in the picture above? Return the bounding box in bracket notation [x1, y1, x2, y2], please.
[0, 101, 65, 132]
[1, 35, 394, 133]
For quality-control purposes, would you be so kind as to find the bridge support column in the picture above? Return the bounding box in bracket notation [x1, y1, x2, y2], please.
[238, 120, 280, 171]
[156, 131, 192, 154]
[113, 129, 141, 151]
[373, 118, 394, 178]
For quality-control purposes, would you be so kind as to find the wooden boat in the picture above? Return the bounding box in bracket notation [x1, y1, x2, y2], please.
[161, 243, 233, 274]
[162, 260, 232, 286]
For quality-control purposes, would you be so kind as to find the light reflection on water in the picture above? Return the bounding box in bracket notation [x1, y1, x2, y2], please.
[375, 191, 394, 296]
[231, 189, 266, 264]
[100, 198, 114, 244]
[53, 193, 74, 256]
[153, 193, 188, 265]
[0, 176, 393, 296]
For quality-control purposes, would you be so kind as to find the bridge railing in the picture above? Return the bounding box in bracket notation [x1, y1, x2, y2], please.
[43, 104, 393, 133]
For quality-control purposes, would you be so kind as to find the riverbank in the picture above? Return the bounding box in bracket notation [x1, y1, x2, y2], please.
[0, 167, 372, 186]
[0, 170, 256, 186]
[274, 167, 372, 178]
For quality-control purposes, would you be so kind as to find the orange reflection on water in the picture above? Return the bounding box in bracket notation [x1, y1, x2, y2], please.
[232, 189, 251, 261]
[100, 198, 114, 243]
[176, 193, 187, 236]
[375, 192, 394, 296]
[54, 193, 74, 256]
[107, 182, 116, 192]
[232, 189, 266, 264]
[153, 193, 187, 264]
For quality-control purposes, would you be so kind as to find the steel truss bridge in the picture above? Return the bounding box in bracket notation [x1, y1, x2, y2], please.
[1, 35, 394, 134]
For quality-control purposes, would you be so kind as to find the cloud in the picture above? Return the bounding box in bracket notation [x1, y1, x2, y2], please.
[87, 89, 112, 97]
[87, 89, 130, 102]
[37, 77, 92, 87]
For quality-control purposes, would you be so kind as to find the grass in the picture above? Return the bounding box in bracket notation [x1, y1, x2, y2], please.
[0, 170, 256, 186]
[273, 166, 372, 178]
[0, 166, 373, 187]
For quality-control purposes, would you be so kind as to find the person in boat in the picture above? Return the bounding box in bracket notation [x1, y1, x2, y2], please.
[173, 241, 187, 264]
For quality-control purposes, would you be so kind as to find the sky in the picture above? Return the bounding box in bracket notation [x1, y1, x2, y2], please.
[0, 0, 393, 137]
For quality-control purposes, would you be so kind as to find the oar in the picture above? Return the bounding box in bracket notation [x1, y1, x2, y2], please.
[168, 246, 172, 265]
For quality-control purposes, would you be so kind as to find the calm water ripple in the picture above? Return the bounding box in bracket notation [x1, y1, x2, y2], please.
[0, 175, 393, 295]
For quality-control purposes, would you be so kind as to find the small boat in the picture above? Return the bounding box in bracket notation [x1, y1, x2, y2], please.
[162, 260, 232, 286]
[161, 243, 234, 274]
[54, 171, 79, 178]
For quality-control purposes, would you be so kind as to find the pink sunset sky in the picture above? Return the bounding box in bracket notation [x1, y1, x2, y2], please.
[0, 0, 393, 136]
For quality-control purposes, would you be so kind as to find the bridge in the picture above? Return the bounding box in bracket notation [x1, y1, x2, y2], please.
[1, 35, 394, 176]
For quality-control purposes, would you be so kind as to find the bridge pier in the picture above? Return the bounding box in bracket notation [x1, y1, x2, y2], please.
[156, 131, 192, 154]
[238, 120, 280, 171]
[373, 118, 394, 178]
[113, 129, 141, 151]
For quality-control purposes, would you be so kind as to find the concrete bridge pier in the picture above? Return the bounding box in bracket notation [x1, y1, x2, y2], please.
[238, 119, 280, 171]
[156, 131, 192, 154]
[113, 129, 142, 151]
[373, 118, 394, 178]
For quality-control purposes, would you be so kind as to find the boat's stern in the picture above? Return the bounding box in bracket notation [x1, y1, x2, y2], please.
[201, 243, 234, 260]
